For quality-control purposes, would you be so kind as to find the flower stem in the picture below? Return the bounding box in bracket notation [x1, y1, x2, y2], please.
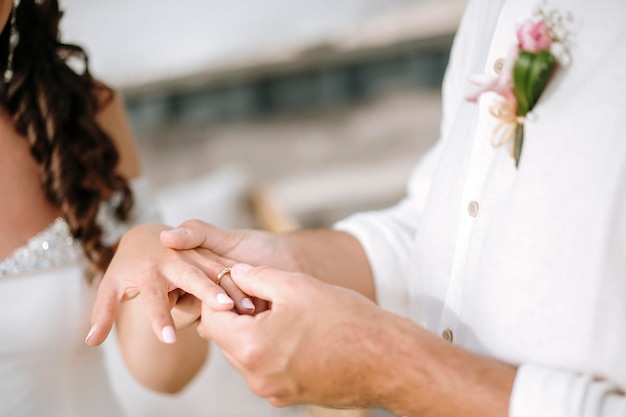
[514, 123, 524, 168]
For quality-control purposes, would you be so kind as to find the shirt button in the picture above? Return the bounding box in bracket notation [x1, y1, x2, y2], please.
[493, 58, 505, 74]
[467, 201, 479, 217]
[442, 328, 454, 343]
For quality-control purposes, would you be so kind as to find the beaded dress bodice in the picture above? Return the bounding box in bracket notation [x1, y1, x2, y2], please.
[0, 178, 154, 278]
[0, 217, 83, 277]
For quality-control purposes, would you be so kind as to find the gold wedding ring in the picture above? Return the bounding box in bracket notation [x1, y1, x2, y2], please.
[215, 267, 231, 286]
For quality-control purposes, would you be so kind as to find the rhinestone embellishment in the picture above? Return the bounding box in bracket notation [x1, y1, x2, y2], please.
[0, 218, 83, 277]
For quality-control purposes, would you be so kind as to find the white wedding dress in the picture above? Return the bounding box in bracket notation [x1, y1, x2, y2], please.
[0, 181, 154, 417]
[0, 176, 306, 417]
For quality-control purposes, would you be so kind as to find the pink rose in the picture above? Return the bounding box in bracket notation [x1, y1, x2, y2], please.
[517, 20, 553, 53]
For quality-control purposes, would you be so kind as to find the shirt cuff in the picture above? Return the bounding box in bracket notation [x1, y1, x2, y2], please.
[510, 364, 626, 417]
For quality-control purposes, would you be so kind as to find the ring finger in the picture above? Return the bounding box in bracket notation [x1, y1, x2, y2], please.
[217, 269, 255, 315]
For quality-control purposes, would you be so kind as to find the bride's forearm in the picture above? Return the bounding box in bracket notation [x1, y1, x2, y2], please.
[284, 229, 376, 301]
[116, 298, 208, 394]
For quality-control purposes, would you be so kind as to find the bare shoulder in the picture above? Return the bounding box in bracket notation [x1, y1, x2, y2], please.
[95, 87, 142, 180]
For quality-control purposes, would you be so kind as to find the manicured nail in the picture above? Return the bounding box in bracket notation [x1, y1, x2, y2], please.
[166, 228, 187, 236]
[232, 263, 253, 276]
[85, 325, 96, 343]
[241, 298, 255, 310]
[216, 293, 234, 305]
[162, 325, 177, 344]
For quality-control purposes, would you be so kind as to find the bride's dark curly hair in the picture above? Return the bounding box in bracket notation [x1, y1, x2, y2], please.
[0, 0, 133, 273]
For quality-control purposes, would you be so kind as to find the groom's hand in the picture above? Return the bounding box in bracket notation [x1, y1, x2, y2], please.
[197, 263, 386, 409]
[86, 223, 255, 347]
[160, 220, 301, 273]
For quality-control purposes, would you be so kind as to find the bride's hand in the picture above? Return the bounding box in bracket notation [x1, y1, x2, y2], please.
[86, 223, 255, 347]
[168, 289, 201, 330]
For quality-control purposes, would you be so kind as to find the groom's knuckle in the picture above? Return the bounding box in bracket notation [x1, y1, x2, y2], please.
[247, 378, 266, 397]
[236, 341, 265, 368]
[235, 344, 258, 366]
[268, 396, 291, 408]
[248, 378, 280, 399]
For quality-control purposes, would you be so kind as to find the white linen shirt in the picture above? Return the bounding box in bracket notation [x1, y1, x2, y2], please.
[334, 0, 626, 416]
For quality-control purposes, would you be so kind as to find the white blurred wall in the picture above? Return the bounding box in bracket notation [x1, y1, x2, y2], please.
[60, 0, 420, 88]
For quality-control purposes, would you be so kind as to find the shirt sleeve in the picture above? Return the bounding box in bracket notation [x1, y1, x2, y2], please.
[333, 139, 444, 317]
[331, 0, 483, 316]
[510, 364, 626, 417]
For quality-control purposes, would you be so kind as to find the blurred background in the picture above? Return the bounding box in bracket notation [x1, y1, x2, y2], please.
[60, 0, 466, 416]
[62, 0, 466, 232]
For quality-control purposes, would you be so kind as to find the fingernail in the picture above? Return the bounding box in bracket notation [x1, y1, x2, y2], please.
[232, 263, 253, 276]
[241, 298, 255, 310]
[162, 325, 177, 344]
[166, 228, 187, 236]
[216, 293, 234, 305]
[85, 325, 96, 343]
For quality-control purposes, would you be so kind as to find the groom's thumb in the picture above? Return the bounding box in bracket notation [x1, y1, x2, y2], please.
[229, 263, 291, 302]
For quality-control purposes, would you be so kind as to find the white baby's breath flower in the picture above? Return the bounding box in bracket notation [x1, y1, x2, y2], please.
[550, 42, 570, 67]
[551, 25, 568, 43]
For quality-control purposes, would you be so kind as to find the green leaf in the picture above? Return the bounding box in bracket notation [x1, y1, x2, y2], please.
[526, 50, 556, 110]
[514, 51, 557, 115]
[513, 52, 533, 116]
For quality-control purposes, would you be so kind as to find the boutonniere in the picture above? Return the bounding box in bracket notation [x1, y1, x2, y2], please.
[467, 5, 572, 168]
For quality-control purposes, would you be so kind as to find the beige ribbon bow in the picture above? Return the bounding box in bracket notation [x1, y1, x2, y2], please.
[488, 99, 527, 156]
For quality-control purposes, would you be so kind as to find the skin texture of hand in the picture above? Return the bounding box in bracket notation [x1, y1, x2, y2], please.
[199, 263, 517, 417]
[86, 223, 255, 347]
[160, 220, 302, 272]
[161, 219, 376, 300]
